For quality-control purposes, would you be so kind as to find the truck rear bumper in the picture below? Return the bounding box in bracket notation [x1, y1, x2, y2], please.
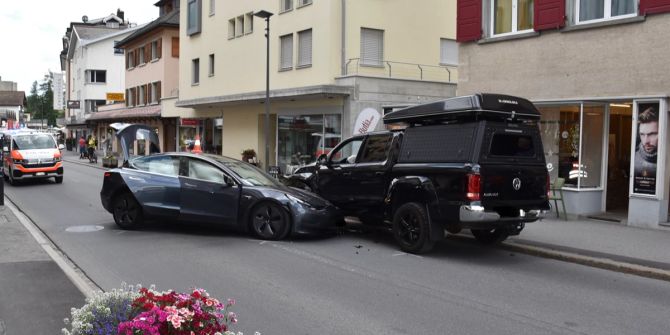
[459, 205, 544, 223]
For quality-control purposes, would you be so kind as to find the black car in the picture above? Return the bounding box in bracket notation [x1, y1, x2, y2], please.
[100, 124, 341, 240]
[288, 93, 550, 253]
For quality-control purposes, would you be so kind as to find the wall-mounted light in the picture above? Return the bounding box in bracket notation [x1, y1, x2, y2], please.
[610, 103, 631, 108]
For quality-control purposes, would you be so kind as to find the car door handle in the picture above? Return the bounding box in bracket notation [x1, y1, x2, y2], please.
[375, 171, 384, 176]
[184, 182, 197, 188]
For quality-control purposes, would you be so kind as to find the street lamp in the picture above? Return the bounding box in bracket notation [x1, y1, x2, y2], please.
[254, 9, 273, 171]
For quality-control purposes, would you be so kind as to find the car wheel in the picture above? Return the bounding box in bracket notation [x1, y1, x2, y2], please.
[471, 228, 509, 244]
[250, 202, 291, 240]
[112, 193, 143, 229]
[392, 202, 435, 254]
[55, 176, 63, 184]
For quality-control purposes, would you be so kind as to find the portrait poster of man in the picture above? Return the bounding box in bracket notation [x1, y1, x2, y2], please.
[633, 102, 660, 195]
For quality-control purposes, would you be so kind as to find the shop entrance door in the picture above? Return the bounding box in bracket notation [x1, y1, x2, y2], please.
[605, 103, 633, 213]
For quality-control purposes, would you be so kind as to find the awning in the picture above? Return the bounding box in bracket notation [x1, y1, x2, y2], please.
[87, 105, 162, 121]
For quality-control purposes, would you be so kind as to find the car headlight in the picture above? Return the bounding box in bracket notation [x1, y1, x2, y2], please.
[286, 193, 316, 209]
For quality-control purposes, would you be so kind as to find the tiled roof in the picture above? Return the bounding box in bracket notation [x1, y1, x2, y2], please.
[0, 91, 26, 106]
[116, 10, 178, 47]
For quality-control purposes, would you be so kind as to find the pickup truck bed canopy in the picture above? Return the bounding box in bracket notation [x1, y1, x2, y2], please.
[383, 93, 541, 124]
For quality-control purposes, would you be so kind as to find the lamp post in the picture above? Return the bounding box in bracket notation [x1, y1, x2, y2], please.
[254, 10, 273, 171]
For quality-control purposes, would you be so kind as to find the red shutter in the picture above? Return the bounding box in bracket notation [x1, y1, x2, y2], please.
[640, 0, 670, 15]
[157, 38, 162, 59]
[172, 37, 179, 57]
[156, 81, 162, 101]
[534, 0, 566, 31]
[457, 0, 482, 42]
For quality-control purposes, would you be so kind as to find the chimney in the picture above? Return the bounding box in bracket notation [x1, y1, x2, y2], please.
[117, 8, 125, 22]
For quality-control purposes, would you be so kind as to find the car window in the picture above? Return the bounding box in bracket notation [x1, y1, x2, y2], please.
[358, 134, 392, 163]
[131, 156, 180, 176]
[329, 138, 363, 164]
[187, 158, 225, 183]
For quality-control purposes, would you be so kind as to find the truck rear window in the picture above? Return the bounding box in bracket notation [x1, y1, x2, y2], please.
[489, 134, 535, 157]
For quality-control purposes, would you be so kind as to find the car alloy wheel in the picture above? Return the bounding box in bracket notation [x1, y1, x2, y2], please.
[392, 202, 435, 254]
[250, 202, 290, 240]
[113, 193, 143, 229]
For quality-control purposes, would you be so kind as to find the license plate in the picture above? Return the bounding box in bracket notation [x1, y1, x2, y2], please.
[35, 172, 45, 176]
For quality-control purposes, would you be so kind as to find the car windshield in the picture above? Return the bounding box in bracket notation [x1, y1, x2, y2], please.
[206, 155, 281, 187]
[13, 134, 57, 150]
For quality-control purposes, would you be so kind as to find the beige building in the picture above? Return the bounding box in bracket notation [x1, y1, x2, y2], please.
[456, 0, 670, 228]
[175, 0, 457, 173]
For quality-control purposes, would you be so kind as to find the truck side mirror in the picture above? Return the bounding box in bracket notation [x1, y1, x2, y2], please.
[316, 153, 328, 166]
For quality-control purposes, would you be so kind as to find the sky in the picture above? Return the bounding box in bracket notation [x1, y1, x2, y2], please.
[0, 1, 159, 93]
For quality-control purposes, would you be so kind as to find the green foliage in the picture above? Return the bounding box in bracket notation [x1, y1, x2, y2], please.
[26, 74, 58, 127]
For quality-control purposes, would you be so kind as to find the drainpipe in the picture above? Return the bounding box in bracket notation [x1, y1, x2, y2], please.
[341, 0, 346, 76]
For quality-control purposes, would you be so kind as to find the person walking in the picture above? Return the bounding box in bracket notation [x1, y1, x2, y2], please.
[87, 135, 97, 163]
[78, 136, 86, 159]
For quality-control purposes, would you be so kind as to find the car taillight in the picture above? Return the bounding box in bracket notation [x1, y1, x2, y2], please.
[467, 173, 480, 201]
[104, 172, 111, 178]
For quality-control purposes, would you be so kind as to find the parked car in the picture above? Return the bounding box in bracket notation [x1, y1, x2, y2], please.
[1, 129, 65, 185]
[288, 93, 551, 253]
[100, 124, 342, 240]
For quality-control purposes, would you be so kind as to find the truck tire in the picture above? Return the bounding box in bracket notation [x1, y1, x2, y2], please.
[392, 202, 435, 254]
[471, 228, 509, 244]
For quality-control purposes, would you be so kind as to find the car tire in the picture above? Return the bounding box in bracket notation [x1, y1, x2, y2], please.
[112, 193, 143, 229]
[392, 202, 435, 254]
[55, 176, 63, 184]
[471, 228, 509, 244]
[249, 202, 291, 240]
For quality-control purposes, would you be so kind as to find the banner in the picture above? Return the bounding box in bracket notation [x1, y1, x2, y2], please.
[353, 108, 381, 135]
[632, 102, 660, 195]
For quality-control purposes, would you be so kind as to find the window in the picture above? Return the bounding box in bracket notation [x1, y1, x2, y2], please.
[192, 58, 200, 84]
[127, 51, 135, 68]
[209, 0, 215, 16]
[138, 47, 146, 65]
[329, 138, 364, 164]
[245, 12, 253, 34]
[280, 0, 293, 12]
[188, 158, 225, 183]
[113, 41, 124, 55]
[209, 54, 215, 76]
[139, 85, 146, 105]
[489, 134, 536, 157]
[298, 0, 312, 7]
[172, 37, 180, 57]
[236, 15, 244, 37]
[187, 0, 202, 35]
[440, 38, 458, 65]
[576, 0, 636, 23]
[359, 134, 392, 163]
[360, 28, 383, 66]
[85, 70, 106, 83]
[297, 29, 312, 67]
[228, 18, 236, 39]
[132, 155, 180, 176]
[280, 34, 293, 70]
[491, 0, 534, 36]
[150, 82, 161, 103]
[85, 99, 106, 113]
[127, 88, 135, 106]
[151, 40, 159, 60]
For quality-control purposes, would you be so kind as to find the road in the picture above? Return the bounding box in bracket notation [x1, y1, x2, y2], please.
[5, 160, 670, 335]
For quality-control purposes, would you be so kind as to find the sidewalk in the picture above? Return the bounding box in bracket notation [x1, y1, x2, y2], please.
[0, 202, 85, 335]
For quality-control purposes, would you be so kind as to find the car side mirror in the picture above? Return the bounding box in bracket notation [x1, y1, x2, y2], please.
[316, 154, 328, 167]
[58, 144, 65, 151]
[2, 146, 7, 152]
[223, 175, 235, 187]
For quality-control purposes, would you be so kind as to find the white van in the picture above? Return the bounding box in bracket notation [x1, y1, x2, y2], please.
[2, 130, 65, 184]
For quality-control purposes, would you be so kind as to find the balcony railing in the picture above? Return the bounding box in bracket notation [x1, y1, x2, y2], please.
[344, 58, 455, 83]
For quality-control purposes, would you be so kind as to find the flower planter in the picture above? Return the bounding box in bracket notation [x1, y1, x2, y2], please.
[102, 157, 118, 168]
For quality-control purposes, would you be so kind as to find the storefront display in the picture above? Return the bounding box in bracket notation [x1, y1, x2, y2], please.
[278, 114, 341, 175]
[632, 102, 660, 196]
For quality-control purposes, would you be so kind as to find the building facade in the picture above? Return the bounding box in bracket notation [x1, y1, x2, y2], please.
[175, 0, 458, 173]
[456, 0, 670, 227]
[89, 1, 184, 154]
[0, 91, 25, 129]
[51, 72, 65, 111]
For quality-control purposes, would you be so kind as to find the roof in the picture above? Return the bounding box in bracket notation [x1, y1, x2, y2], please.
[73, 25, 122, 40]
[115, 10, 178, 47]
[87, 105, 162, 121]
[0, 91, 26, 106]
[382, 93, 541, 124]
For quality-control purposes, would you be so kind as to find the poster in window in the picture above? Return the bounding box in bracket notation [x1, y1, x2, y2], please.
[632, 102, 660, 195]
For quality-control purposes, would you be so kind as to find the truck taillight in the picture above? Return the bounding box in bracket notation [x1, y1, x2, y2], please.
[104, 172, 111, 178]
[467, 173, 480, 201]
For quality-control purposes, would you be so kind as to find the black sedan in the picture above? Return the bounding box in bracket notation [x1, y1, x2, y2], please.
[100, 152, 342, 240]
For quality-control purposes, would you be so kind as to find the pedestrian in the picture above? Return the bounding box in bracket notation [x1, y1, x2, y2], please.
[87, 134, 97, 163]
[78, 136, 86, 159]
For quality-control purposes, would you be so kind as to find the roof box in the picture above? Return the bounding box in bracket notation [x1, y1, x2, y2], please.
[383, 93, 541, 124]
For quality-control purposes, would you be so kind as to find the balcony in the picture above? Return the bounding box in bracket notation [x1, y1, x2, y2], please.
[344, 58, 456, 83]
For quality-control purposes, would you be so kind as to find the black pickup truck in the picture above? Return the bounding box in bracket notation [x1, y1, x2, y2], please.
[288, 93, 550, 253]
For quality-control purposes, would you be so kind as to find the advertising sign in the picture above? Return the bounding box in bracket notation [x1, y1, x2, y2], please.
[106, 93, 125, 101]
[67, 100, 80, 109]
[353, 108, 381, 135]
[632, 102, 660, 195]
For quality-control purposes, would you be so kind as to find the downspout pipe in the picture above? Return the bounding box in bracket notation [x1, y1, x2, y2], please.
[341, 0, 346, 76]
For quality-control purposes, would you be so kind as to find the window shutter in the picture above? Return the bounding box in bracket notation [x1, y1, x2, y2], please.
[135, 49, 139, 66]
[146, 84, 151, 104]
[534, 0, 566, 31]
[640, 0, 670, 15]
[157, 38, 162, 59]
[360, 28, 383, 66]
[134, 87, 139, 106]
[298, 29, 312, 67]
[280, 34, 293, 69]
[456, 0, 482, 42]
[440, 39, 458, 65]
[125, 89, 129, 106]
[125, 53, 129, 69]
[145, 44, 151, 63]
[172, 37, 180, 57]
[157, 81, 162, 101]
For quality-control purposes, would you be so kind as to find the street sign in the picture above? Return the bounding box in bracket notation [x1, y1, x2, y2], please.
[67, 100, 80, 109]
[106, 93, 125, 101]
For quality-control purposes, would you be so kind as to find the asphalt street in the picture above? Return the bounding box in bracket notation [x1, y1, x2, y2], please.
[4, 160, 670, 335]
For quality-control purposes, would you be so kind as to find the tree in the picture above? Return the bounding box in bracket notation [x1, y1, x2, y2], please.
[25, 74, 58, 127]
[26, 81, 40, 116]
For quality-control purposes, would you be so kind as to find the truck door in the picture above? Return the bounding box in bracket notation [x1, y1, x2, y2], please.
[316, 136, 364, 209]
[350, 133, 394, 211]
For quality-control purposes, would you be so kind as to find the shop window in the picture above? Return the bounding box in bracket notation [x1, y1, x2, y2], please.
[539, 103, 604, 189]
[278, 114, 342, 174]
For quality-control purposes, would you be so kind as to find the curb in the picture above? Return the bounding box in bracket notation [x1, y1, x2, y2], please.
[3, 196, 101, 298]
[62, 157, 108, 171]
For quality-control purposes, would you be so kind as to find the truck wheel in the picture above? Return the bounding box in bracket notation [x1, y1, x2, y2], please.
[392, 202, 435, 254]
[471, 228, 509, 244]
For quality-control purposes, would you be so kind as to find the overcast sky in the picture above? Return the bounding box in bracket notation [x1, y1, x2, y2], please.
[0, 1, 159, 93]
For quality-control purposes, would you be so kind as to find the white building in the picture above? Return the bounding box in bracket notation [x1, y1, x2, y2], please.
[51, 72, 65, 111]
